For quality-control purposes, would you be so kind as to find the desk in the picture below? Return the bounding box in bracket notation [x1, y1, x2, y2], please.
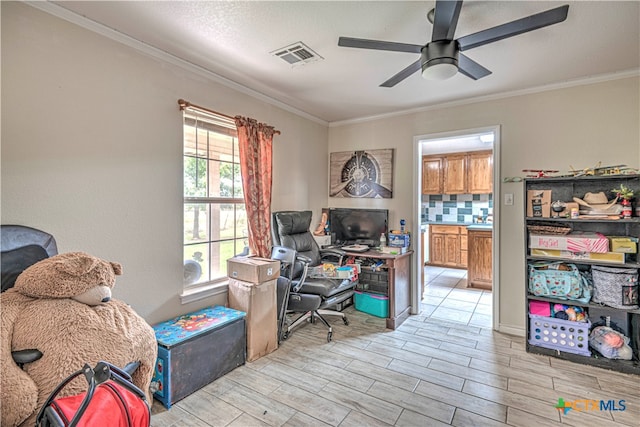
[343, 249, 413, 329]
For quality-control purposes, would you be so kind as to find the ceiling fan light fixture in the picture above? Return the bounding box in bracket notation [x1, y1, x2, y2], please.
[422, 59, 458, 80]
[421, 41, 459, 80]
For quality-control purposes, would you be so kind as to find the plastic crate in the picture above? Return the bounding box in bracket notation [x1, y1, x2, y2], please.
[528, 314, 591, 356]
[354, 291, 388, 318]
[358, 269, 389, 294]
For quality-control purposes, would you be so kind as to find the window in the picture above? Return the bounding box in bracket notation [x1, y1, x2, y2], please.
[183, 109, 248, 290]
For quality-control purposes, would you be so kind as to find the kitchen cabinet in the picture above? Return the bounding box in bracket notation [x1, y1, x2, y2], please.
[524, 174, 640, 375]
[443, 154, 467, 194]
[460, 230, 468, 268]
[429, 232, 446, 265]
[467, 151, 493, 194]
[422, 150, 492, 195]
[467, 228, 492, 289]
[428, 225, 467, 269]
[422, 156, 443, 194]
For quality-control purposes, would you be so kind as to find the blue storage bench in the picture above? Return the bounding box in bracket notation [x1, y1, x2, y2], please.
[152, 306, 246, 408]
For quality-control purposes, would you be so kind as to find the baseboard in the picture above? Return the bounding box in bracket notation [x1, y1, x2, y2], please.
[497, 323, 526, 337]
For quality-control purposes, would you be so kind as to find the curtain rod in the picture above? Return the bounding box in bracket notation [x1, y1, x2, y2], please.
[178, 99, 280, 135]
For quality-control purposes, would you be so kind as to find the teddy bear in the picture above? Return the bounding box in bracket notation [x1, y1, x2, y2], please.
[1, 252, 158, 427]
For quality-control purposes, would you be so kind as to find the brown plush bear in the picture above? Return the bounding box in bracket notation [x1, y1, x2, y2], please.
[0, 252, 157, 427]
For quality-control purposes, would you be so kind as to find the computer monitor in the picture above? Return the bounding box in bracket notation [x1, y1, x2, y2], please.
[329, 208, 388, 247]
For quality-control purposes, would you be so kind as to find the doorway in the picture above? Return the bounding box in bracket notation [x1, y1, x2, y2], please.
[412, 126, 500, 330]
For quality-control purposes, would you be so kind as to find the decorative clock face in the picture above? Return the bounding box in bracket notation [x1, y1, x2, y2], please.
[340, 151, 379, 197]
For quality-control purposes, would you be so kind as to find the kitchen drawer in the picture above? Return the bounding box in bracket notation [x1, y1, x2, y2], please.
[430, 225, 462, 234]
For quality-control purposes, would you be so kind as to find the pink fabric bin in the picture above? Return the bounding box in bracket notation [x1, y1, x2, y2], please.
[529, 300, 551, 317]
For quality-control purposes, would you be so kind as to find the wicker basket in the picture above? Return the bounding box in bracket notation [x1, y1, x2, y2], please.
[527, 225, 571, 235]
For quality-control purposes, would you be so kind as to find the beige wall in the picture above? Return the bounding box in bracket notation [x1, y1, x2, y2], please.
[329, 77, 640, 332]
[1, 2, 329, 324]
[3, 3, 639, 332]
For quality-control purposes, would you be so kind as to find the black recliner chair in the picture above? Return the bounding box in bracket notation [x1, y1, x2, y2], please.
[271, 211, 357, 342]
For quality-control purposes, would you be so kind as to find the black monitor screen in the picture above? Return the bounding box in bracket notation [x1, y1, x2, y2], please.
[329, 208, 388, 247]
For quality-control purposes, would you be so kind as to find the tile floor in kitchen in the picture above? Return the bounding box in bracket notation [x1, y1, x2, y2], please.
[150, 266, 638, 427]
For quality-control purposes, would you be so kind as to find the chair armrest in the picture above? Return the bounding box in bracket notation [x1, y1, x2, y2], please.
[319, 248, 345, 265]
[296, 254, 313, 265]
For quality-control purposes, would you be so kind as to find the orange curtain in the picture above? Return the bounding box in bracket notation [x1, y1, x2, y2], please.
[234, 116, 276, 258]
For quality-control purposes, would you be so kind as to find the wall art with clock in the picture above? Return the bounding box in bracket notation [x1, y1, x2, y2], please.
[329, 149, 394, 198]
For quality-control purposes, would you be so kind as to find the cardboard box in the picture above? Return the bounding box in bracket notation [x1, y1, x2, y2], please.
[380, 246, 408, 255]
[527, 189, 551, 218]
[227, 256, 280, 284]
[388, 233, 411, 248]
[531, 248, 626, 264]
[529, 232, 609, 253]
[609, 236, 638, 254]
[227, 278, 278, 362]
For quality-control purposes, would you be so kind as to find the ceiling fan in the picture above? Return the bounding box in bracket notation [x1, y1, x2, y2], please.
[338, 1, 569, 87]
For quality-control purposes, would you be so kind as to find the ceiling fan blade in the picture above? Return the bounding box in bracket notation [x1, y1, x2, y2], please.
[457, 4, 569, 51]
[338, 37, 422, 53]
[380, 59, 422, 87]
[458, 54, 492, 80]
[431, 0, 463, 41]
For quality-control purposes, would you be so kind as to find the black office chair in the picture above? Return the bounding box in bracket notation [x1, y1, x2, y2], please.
[1, 225, 58, 293]
[1, 225, 59, 367]
[271, 211, 357, 342]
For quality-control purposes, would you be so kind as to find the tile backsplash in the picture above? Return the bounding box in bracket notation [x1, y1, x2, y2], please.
[421, 194, 493, 223]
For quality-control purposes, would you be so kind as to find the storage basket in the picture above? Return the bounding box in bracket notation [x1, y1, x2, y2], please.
[526, 225, 571, 235]
[528, 314, 591, 356]
[591, 266, 639, 309]
[357, 269, 389, 295]
[354, 291, 388, 318]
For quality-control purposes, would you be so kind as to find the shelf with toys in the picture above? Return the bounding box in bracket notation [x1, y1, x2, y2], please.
[524, 174, 639, 375]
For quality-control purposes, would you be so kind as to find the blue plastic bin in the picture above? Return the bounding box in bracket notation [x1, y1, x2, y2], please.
[354, 291, 389, 318]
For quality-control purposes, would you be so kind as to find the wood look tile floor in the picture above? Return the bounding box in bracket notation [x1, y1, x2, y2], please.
[151, 267, 639, 426]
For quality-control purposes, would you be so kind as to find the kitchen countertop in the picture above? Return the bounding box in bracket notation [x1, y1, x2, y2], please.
[421, 222, 492, 230]
[466, 224, 493, 231]
[423, 221, 474, 226]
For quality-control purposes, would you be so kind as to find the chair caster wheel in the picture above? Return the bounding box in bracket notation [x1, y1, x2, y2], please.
[343, 317, 349, 326]
[327, 332, 332, 342]
[282, 332, 289, 340]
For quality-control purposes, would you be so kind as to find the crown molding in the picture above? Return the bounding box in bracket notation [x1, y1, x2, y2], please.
[25, 1, 329, 127]
[24, 2, 639, 129]
[329, 69, 640, 127]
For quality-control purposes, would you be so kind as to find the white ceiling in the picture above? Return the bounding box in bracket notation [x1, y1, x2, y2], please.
[47, 1, 639, 124]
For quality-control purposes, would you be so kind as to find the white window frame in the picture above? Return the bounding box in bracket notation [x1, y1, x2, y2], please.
[180, 108, 248, 303]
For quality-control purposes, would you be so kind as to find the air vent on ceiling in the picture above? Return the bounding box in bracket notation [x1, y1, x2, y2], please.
[272, 42, 323, 66]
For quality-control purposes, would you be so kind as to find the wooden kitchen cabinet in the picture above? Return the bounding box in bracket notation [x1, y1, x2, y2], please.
[428, 225, 467, 269]
[467, 228, 492, 289]
[429, 233, 446, 265]
[444, 154, 467, 194]
[422, 156, 443, 194]
[460, 229, 468, 268]
[467, 150, 493, 194]
[422, 151, 492, 195]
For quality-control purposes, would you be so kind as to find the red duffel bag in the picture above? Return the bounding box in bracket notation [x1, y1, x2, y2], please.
[36, 361, 150, 427]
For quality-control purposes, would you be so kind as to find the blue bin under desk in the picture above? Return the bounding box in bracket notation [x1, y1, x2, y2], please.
[151, 306, 246, 408]
[354, 291, 389, 318]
